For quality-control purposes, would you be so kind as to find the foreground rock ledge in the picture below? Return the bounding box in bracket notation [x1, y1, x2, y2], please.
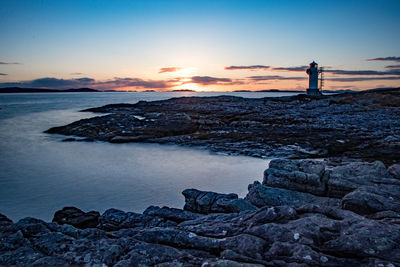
[1, 159, 400, 266]
[45, 89, 400, 163]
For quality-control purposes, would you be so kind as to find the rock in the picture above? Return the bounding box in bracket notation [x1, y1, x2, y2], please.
[143, 205, 202, 222]
[32, 232, 74, 255]
[201, 259, 265, 267]
[246, 181, 340, 208]
[45, 90, 400, 163]
[97, 208, 129, 231]
[263, 159, 400, 199]
[263, 159, 328, 196]
[326, 160, 393, 197]
[388, 164, 400, 179]
[52, 206, 100, 229]
[0, 213, 12, 223]
[31, 256, 70, 267]
[16, 217, 51, 237]
[341, 184, 400, 214]
[1, 201, 400, 265]
[182, 189, 257, 214]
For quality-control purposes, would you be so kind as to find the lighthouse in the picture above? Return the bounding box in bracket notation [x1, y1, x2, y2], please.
[306, 61, 322, 95]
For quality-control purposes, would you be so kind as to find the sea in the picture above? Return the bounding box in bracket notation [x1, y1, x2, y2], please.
[0, 91, 299, 221]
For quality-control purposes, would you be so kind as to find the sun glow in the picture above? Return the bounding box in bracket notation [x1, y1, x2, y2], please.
[170, 67, 196, 77]
[175, 82, 202, 91]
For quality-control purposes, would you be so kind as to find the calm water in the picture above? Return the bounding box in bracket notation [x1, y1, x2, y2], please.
[0, 91, 298, 221]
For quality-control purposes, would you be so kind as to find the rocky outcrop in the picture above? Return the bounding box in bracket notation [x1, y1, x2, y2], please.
[0, 213, 12, 223]
[246, 181, 340, 208]
[2, 158, 400, 265]
[45, 89, 400, 163]
[388, 163, 400, 179]
[182, 189, 257, 214]
[261, 159, 400, 219]
[1, 202, 399, 266]
[52, 206, 100, 229]
[341, 184, 400, 215]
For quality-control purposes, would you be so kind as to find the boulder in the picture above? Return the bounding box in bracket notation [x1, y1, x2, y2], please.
[182, 189, 257, 214]
[263, 159, 399, 198]
[326, 160, 393, 197]
[52, 207, 100, 229]
[263, 159, 328, 196]
[0, 213, 12, 223]
[143, 206, 202, 222]
[341, 184, 400, 215]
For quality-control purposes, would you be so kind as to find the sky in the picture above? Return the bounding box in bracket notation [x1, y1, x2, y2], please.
[0, 0, 400, 91]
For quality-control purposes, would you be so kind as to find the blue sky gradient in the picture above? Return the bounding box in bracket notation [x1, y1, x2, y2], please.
[1, 0, 399, 91]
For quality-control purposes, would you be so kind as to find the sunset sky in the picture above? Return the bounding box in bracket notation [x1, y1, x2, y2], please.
[1, 0, 400, 91]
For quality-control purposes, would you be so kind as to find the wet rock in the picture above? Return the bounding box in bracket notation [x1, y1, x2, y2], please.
[52, 206, 100, 229]
[182, 189, 257, 214]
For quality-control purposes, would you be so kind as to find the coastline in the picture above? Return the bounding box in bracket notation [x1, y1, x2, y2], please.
[46, 88, 400, 164]
[1, 158, 399, 266]
[1, 88, 400, 266]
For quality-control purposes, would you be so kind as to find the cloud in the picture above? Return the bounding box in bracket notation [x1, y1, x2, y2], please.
[70, 72, 84, 75]
[327, 77, 400, 82]
[0, 61, 21, 65]
[366, 57, 400, 62]
[271, 66, 308, 72]
[0, 77, 175, 90]
[159, 67, 182, 73]
[247, 75, 306, 81]
[97, 77, 174, 89]
[189, 76, 232, 85]
[385, 65, 400, 69]
[224, 65, 270, 71]
[325, 69, 400, 76]
[0, 73, 7, 76]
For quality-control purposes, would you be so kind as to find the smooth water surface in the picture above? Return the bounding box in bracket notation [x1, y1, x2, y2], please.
[0, 91, 297, 221]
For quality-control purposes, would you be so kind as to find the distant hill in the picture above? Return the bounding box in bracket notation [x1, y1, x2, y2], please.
[171, 89, 196, 92]
[233, 89, 303, 93]
[0, 87, 99, 93]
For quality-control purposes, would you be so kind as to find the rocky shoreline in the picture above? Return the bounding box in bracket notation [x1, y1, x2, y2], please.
[1, 159, 400, 266]
[46, 89, 400, 163]
[1, 89, 400, 266]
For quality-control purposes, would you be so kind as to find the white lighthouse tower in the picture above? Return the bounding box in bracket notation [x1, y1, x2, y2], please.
[306, 61, 322, 95]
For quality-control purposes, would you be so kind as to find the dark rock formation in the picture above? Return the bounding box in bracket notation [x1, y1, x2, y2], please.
[52, 206, 100, 229]
[45, 89, 400, 164]
[341, 184, 400, 215]
[388, 163, 400, 179]
[182, 188, 257, 214]
[246, 181, 340, 208]
[0, 213, 12, 223]
[2, 158, 400, 265]
[1, 202, 399, 266]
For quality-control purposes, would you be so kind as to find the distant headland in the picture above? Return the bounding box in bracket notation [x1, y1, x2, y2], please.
[0, 87, 99, 93]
